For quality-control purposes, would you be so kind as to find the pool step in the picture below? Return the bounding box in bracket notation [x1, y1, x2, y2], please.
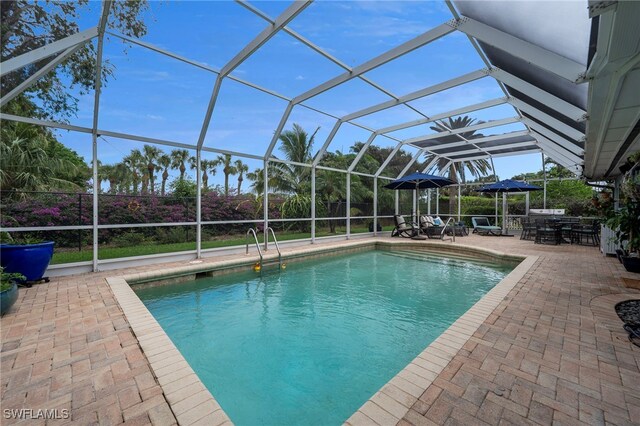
[388, 250, 497, 268]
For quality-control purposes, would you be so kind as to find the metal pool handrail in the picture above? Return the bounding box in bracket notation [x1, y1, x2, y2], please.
[246, 228, 263, 267]
[266, 227, 282, 269]
[441, 217, 456, 242]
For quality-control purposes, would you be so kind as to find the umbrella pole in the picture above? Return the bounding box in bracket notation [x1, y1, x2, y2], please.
[411, 181, 426, 240]
[416, 182, 420, 220]
[502, 193, 507, 234]
[501, 193, 513, 236]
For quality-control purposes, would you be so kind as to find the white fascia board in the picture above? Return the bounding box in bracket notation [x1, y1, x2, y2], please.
[585, 11, 615, 78]
[292, 22, 455, 104]
[521, 117, 584, 156]
[530, 130, 583, 164]
[403, 116, 520, 145]
[1, 44, 85, 107]
[312, 120, 343, 167]
[342, 69, 489, 122]
[374, 144, 403, 177]
[1, 27, 98, 76]
[377, 97, 507, 134]
[491, 68, 587, 122]
[347, 132, 378, 172]
[397, 149, 424, 178]
[453, 16, 586, 83]
[220, 1, 311, 77]
[509, 98, 585, 142]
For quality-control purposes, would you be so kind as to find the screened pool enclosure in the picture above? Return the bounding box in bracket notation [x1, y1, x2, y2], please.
[1, 0, 639, 274]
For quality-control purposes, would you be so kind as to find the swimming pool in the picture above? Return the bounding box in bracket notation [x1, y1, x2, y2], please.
[136, 249, 512, 425]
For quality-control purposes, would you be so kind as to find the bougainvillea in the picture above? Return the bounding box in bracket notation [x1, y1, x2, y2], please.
[0, 192, 282, 248]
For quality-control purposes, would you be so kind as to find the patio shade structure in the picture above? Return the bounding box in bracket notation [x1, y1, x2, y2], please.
[384, 172, 456, 229]
[476, 179, 542, 235]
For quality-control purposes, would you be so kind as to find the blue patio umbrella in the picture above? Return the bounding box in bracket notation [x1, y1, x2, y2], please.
[476, 179, 542, 193]
[385, 172, 456, 224]
[476, 179, 542, 234]
[384, 172, 456, 191]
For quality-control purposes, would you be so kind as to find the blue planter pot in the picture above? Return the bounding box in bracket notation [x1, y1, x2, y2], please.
[0, 242, 55, 282]
[0, 282, 18, 316]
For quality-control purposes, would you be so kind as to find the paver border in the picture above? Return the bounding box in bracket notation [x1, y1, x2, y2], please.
[106, 239, 536, 426]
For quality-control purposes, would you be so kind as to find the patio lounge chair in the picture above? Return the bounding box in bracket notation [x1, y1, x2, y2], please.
[391, 215, 418, 238]
[471, 217, 502, 236]
[419, 215, 445, 239]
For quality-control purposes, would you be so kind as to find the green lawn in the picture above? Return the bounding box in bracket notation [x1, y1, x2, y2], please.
[50, 225, 394, 265]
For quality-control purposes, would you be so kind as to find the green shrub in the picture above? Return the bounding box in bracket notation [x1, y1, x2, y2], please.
[111, 232, 146, 247]
[156, 227, 189, 244]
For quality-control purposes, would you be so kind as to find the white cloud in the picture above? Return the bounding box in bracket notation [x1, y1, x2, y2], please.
[295, 75, 305, 81]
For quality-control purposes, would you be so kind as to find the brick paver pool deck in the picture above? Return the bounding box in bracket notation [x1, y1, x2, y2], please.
[1, 235, 638, 425]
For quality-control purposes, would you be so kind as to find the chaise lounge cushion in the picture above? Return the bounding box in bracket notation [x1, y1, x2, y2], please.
[471, 217, 502, 236]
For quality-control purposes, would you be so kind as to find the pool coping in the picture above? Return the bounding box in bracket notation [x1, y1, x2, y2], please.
[105, 239, 537, 426]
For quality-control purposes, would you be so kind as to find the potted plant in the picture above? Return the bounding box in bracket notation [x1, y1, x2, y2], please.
[606, 200, 640, 273]
[1, 267, 25, 316]
[0, 233, 55, 284]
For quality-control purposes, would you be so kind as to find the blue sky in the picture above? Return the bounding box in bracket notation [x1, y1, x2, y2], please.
[49, 0, 544, 190]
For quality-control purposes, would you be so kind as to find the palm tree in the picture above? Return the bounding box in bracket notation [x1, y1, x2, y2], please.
[271, 123, 320, 194]
[235, 159, 249, 195]
[215, 154, 237, 196]
[98, 163, 114, 194]
[170, 149, 191, 180]
[98, 163, 128, 194]
[424, 116, 491, 214]
[200, 159, 218, 190]
[123, 149, 144, 194]
[0, 135, 82, 197]
[157, 154, 171, 196]
[187, 156, 216, 190]
[247, 168, 264, 195]
[142, 145, 161, 194]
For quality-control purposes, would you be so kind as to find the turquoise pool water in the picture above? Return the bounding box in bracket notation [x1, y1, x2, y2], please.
[136, 250, 512, 425]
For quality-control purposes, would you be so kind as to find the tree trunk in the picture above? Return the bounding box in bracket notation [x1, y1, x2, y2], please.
[203, 171, 208, 190]
[224, 174, 229, 196]
[180, 164, 185, 179]
[148, 165, 155, 194]
[161, 170, 168, 196]
[448, 164, 456, 216]
[132, 172, 139, 195]
[238, 176, 243, 195]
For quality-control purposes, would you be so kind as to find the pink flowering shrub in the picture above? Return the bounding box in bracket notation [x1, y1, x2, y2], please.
[1, 192, 282, 248]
